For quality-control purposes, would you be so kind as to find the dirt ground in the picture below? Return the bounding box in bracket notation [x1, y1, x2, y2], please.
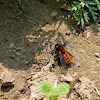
[0, 0, 100, 100]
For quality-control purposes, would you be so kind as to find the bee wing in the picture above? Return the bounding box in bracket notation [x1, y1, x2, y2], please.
[58, 51, 66, 66]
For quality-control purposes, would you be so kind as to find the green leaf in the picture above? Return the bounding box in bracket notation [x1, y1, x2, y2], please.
[85, 1, 96, 5]
[81, 1, 85, 7]
[51, 12, 58, 16]
[85, 4, 98, 21]
[69, 2, 81, 11]
[74, 11, 81, 24]
[92, 10, 98, 15]
[16, 10, 22, 19]
[81, 17, 84, 26]
[40, 80, 54, 97]
[73, 1, 79, 4]
[74, 9, 86, 26]
[83, 10, 90, 22]
[56, 82, 70, 94]
[97, 4, 100, 10]
[70, 4, 77, 11]
[92, 7, 98, 10]
[74, 11, 78, 16]
[93, 0, 100, 4]
[75, 16, 81, 25]
[93, 0, 100, 10]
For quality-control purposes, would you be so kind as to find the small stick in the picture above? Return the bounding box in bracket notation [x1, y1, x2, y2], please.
[95, 87, 100, 96]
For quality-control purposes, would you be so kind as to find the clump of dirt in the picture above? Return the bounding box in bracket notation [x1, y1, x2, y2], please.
[0, 0, 100, 100]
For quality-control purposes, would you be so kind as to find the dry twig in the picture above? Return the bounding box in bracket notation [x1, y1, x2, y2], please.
[95, 87, 100, 97]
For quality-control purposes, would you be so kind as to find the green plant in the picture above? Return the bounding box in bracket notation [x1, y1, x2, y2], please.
[16, 0, 23, 19]
[40, 80, 70, 100]
[69, 0, 100, 26]
[93, 0, 100, 10]
[16, 10, 23, 19]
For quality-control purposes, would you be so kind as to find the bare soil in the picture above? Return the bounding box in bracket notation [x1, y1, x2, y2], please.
[0, 0, 100, 100]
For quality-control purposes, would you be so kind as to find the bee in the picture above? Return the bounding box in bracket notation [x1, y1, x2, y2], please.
[55, 44, 71, 66]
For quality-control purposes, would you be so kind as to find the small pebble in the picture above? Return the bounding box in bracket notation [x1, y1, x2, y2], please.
[10, 43, 14, 48]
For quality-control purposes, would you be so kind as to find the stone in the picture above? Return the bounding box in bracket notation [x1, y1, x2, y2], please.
[10, 43, 14, 48]
[0, 70, 14, 86]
